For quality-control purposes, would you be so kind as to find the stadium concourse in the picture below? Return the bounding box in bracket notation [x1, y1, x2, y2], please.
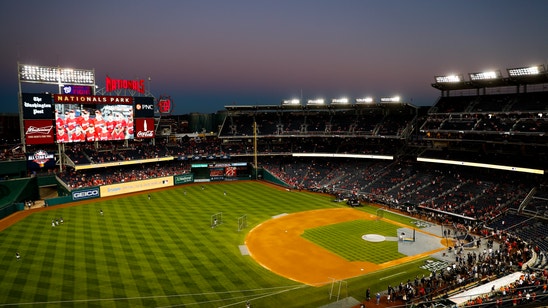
[2, 62, 548, 307]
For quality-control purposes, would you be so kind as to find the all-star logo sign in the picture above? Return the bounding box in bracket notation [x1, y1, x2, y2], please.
[28, 150, 54, 167]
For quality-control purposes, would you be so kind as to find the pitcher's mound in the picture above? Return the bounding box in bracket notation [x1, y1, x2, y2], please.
[361, 234, 386, 242]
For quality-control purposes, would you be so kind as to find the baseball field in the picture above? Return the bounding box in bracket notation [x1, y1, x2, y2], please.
[0, 181, 442, 307]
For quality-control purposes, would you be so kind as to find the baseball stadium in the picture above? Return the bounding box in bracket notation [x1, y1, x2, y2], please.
[0, 63, 547, 308]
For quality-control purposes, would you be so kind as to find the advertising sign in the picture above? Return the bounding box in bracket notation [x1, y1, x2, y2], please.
[135, 118, 155, 139]
[71, 188, 100, 201]
[27, 150, 56, 169]
[24, 120, 55, 144]
[134, 97, 155, 117]
[174, 173, 194, 185]
[61, 85, 93, 95]
[22, 93, 54, 119]
[100, 176, 173, 197]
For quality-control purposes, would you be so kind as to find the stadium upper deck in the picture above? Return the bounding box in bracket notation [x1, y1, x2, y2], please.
[219, 102, 417, 139]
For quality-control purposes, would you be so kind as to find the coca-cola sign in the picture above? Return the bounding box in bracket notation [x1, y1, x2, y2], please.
[24, 120, 55, 145]
[135, 118, 155, 139]
[136, 130, 154, 138]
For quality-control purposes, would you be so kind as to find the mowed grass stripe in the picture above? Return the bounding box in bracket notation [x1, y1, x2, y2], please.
[0, 181, 426, 307]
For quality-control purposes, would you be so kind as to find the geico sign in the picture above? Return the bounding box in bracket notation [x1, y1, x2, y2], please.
[72, 189, 99, 200]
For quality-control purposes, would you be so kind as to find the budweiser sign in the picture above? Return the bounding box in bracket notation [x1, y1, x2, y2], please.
[26, 125, 53, 134]
[24, 120, 55, 145]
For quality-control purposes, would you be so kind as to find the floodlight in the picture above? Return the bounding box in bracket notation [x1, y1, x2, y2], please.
[355, 97, 374, 104]
[380, 96, 400, 103]
[469, 70, 501, 81]
[307, 99, 324, 105]
[435, 75, 462, 83]
[19, 64, 95, 85]
[282, 99, 300, 105]
[507, 65, 545, 77]
[331, 98, 349, 104]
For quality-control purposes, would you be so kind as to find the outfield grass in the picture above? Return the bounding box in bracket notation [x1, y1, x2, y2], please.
[0, 181, 431, 307]
[302, 220, 405, 263]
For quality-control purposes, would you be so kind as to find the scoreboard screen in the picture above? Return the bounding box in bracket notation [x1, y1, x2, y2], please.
[191, 162, 250, 181]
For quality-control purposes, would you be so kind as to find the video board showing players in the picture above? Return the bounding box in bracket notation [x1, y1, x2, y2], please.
[55, 104, 134, 143]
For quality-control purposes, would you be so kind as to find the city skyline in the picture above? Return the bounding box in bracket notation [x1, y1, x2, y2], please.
[1, 0, 548, 115]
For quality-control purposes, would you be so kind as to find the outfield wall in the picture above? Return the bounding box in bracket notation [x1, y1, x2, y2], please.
[0, 177, 40, 207]
[0, 160, 27, 179]
[100, 176, 174, 197]
[0, 171, 261, 221]
[0, 177, 40, 219]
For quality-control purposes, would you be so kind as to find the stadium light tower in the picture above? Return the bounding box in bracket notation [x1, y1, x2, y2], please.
[17, 63, 96, 153]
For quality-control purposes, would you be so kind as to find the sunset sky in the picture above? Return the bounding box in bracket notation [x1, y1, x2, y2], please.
[1, 0, 548, 114]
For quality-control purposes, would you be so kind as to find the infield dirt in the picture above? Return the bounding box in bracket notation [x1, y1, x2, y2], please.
[245, 208, 447, 286]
